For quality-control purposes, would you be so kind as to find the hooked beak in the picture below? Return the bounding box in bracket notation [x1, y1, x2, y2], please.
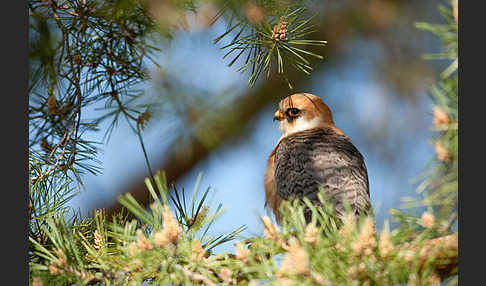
[273, 109, 285, 122]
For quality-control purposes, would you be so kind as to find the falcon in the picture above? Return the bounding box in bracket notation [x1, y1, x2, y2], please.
[264, 93, 371, 224]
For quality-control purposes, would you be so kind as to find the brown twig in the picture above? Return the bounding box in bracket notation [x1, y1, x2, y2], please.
[174, 264, 217, 286]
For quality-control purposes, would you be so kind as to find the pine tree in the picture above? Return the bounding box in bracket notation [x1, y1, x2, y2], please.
[29, 0, 458, 285]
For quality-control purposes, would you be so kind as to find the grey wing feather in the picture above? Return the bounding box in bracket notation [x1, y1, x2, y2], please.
[274, 128, 371, 221]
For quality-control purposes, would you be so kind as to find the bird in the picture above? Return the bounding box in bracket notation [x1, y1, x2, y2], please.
[264, 93, 371, 224]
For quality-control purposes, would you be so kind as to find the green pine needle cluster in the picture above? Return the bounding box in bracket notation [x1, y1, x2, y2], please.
[29, 171, 457, 285]
[215, 5, 327, 88]
[395, 0, 458, 236]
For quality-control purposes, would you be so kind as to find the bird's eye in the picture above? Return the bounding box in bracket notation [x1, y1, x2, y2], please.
[286, 108, 300, 117]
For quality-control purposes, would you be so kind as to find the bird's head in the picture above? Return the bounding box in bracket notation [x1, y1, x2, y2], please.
[273, 93, 337, 136]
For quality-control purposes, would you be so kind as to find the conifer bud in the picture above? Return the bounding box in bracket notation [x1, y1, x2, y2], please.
[338, 213, 356, 240]
[421, 212, 435, 228]
[162, 205, 182, 243]
[219, 267, 232, 283]
[304, 223, 320, 245]
[153, 231, 170, 247]
[93, 230, 103, 250]
[235, 241, 250, 264]
[262, 216, 280, 241]
[433, 107, 451, 127]
[128, 242, 140, 256]
[435, 141, 451, 162]
[378, 227, 394, 257]
[191, 240, 205, 261]
[351, 216, 376, 255]
[277, 237, 309, 277]
[135, 229, 153, 250]
[271, 19, 289, 41]
[49, 265, 61, 275]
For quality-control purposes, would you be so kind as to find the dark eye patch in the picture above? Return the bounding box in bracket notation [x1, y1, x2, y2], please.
[286, 108, 301, 118]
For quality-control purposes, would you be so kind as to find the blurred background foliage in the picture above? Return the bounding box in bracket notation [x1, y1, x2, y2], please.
[29, 0, 456, 265]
